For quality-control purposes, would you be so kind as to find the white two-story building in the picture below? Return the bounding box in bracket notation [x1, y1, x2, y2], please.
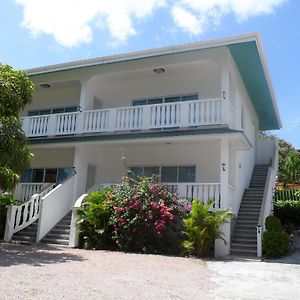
[4, 33, 281, 257]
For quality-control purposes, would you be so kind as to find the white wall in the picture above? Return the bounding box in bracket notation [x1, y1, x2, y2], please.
[228, 55, 259, 215]
[30, 148, 75, 168]
[256, 139, 276, 165]
[73, 140, 221, 188]
[22, 83, 81, 116]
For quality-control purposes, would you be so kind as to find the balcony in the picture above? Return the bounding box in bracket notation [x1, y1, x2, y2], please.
[22, 98, 227, 138]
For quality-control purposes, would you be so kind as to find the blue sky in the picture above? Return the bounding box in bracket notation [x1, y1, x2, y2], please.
[0, 0, 299, 148]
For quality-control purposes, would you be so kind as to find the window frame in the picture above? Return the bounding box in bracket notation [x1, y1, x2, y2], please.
[132, 93, 198, 106]
[21, 167, 73, 184]
[28, 105, 79, 117]
[128, 165, 196, 183]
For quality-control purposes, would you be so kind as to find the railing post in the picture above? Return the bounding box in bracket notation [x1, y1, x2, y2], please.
[69, 207, 79, 247]
[22, 117, 30, 135]
[142, 105, 151, 129]
[47, 114, 57, 135]
[4, 206, 17, 241]
[108, 109, 117, 132]
[76, 111, 85, 134]
[257, 225, 262, 257]
[180, 102, 189, 127]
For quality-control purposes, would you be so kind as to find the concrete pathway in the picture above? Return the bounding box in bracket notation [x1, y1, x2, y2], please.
[209, 232, 300, 300]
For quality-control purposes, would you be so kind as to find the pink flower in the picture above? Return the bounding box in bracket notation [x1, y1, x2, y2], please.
[133, 200, 141, 208]
[149, 184, 159, 195]
[131, 194, 139, 200]
[116, 207, 124, 214]
[120, 218, 126, 225]
[149, 201, 159, 209]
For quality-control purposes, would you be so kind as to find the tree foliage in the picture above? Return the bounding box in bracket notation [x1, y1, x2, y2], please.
[0, 64, 34, 192]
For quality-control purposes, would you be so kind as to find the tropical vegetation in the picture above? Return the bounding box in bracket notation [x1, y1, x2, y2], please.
[77, 175, 231, 256]
[0, 64, 34, 192]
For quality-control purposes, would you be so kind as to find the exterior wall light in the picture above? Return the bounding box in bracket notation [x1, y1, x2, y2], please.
[40, 83, 51, 88]
[153, 67, 165, 74]
[222, 163, 226, 171]
[222, 91, 226, 100]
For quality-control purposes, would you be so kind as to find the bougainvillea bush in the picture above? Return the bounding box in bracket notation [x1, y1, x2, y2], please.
[78, 176, 185, 254]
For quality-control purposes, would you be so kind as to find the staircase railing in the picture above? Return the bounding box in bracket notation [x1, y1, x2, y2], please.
[36, 174, 77, 242]
[256, 139, 278, 257]
[14, 182, 52, 202]
[4, 183, 55, 241]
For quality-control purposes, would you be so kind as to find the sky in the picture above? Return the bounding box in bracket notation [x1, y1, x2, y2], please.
[0, 0, 299, 148]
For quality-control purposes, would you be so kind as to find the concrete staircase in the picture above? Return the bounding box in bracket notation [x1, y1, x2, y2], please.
[12, 221, 38, 244]
[40, 212, 71, 246]
[230, 165, 269, 257]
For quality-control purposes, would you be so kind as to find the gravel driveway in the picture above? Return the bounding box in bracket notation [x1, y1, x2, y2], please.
[0, 243, 214, 300]
[0, 242, 300, 300]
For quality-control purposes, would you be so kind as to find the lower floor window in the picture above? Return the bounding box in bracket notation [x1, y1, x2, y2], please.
[21, 168, 73, 184]
[129, 166, 195, 183]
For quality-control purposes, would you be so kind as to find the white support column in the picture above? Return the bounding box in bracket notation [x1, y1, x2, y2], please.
[215, 137, 230, 257]
[79, 79, 88, 111]
[221, 55, 230, 125]
[73, 146, 89, 199]
[220, 138, 229, 210]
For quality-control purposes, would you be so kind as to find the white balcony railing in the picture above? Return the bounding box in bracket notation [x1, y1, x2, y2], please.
[23, 98, 225, 138]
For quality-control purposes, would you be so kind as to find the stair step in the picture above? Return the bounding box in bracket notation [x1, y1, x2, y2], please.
[230, 249, 257, 256]
[41, 238, 69, 245]
[50, 229, 71, 234]
[231, 243, 257, 251]
[234, 233, 257, 239]
[235, 229, 257, 235]
[46, 233, 70, 239]
[232, 237, 257, 244]
[237, 219, 259, 224]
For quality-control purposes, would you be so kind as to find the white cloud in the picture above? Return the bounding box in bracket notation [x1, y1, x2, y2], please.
[172, 6, 203, 35]
[172, 0, 287, 34]
[16, 0, 166, 47]
[16, 0, 286, 47]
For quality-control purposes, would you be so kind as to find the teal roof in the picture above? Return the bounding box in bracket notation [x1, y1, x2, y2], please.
[228, 41, 280, 130]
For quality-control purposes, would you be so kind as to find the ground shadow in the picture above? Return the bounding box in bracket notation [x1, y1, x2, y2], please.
[0, 242, 84, 267]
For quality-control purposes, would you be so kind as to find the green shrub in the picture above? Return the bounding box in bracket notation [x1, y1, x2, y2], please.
[265, 215, 282, 232]
[77, 189, 114, 250]
[263, 231, 289, 258]
[0, 193, 20, 239]
[274, 200, 300, 226]
[108, 176, 184, 254]
[182, 200, 232, 257]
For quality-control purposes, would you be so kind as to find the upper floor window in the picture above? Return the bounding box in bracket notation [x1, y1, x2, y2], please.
[28, 105, 78, 116]
[132, 94, 198, 106]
